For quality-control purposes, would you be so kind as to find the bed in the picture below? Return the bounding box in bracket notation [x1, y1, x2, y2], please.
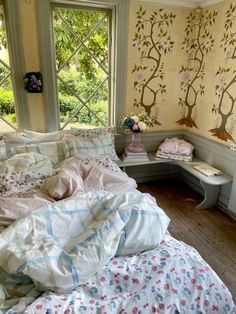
[0, 128, 235, 314]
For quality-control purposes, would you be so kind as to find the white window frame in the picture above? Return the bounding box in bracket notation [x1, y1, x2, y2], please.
[37, 0, 129, 132]
[0, 0, 31, 132]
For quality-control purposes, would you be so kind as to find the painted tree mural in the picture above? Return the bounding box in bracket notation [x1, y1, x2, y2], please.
[132, 6, 176, 124]
[209, 4, 236, 142]
[177, 9, 218, 128]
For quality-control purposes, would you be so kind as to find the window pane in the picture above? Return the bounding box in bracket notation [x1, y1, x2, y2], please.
[52, 5, 110, 129]
[0, 5, 17, 133]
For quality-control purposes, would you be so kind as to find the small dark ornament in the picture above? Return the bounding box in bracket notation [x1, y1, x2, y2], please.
[24, 72, 43, 93]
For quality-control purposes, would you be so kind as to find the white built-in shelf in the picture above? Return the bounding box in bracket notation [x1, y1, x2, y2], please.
[117, 152, 232, 210]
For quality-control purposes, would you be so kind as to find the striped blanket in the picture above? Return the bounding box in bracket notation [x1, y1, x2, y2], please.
[0, 189, 169, 302]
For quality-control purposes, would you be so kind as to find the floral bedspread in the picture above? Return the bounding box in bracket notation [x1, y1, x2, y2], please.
[3, 234, 235, 314]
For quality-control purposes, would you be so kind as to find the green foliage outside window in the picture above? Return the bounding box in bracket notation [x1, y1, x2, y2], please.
[53, 7, 110, 128]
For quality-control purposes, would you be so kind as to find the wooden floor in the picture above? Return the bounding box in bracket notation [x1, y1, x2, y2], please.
[138, 179, 236, 301]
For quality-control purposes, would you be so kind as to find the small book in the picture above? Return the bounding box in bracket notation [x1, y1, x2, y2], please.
[124, 154, 148, 159]
[125, 148, 147, 157]
[123, 154, 149, 162]
[193, 164, 222, 176]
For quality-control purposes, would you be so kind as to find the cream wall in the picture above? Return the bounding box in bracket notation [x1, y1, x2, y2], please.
[126, 0, 236, 147]
[17, 0, 236, 146]
[198, 0, 236, 145]
[126, 0, 191, 130]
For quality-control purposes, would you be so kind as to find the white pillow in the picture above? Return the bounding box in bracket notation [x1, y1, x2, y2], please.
[4, 131, 62, 157]
[4, 133, 31, 156]
[24, 130, 61, 142]
[11, 141, 65, 166]
[62, 126, 119, 160]
[63, 133, 114, 159]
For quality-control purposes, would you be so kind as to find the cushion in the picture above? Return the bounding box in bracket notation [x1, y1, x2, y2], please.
[0, 152, 54, 196]
[63, 133, 114, 159]
[63, 126, 119, 160]
[11, 141, 65, 166]
[44, 161, 85, 200]
[3, 133, 31, 156]
[59, 155, 123, 175]
[24, 130, 61, 142]
[4, 131, 62, 157]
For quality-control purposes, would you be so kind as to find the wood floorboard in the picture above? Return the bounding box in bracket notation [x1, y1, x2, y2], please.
[138, 178, 236, 301]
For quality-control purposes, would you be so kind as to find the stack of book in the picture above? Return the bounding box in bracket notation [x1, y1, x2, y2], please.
[123, 149, 149, 162]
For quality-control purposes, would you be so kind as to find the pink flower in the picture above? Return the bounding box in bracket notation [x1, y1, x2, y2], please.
[212, 305, 219, 311]
[164, 283, 169, 289]
[181, 299, 187, 306]
[132, 307, 138, 313]
[159, 303, 165, 310]
[36, 305, 42, 309]
[182, 71, 191, 82]
[132, 124, 139, 131]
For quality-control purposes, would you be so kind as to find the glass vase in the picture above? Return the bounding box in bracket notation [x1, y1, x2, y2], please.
[127, 132, 145, 153]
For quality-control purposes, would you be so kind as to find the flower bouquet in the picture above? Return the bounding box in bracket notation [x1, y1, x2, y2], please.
[121, 111, 153, 133]
[121, 112, 153, 153]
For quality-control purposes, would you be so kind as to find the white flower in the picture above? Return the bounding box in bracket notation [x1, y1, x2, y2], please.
[225, 49, 232, 59]
[138, 121, 147, 131]
[161, 37, 171, 50]
[203, 37, 214, 51]
[136, 71, 145, 83]
[217, 75, 226, 88]
[131, 115, 139, 123]
[182, 71, 191, 83]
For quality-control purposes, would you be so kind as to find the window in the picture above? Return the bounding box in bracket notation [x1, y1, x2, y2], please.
[0, 0, 30, 134]
[37, 0, 128, 132]
[52, 5, 111, 129]
[0, 3, 17, 132]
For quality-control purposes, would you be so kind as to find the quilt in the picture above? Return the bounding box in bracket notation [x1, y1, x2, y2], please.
[0, 153, 235, 314]
[0, 153, 137, 226]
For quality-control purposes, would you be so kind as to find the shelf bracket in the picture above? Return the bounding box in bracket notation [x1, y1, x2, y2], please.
[196, 180, 220, 209]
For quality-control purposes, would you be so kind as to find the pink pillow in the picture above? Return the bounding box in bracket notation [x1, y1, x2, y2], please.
[44, 162, 85, 200]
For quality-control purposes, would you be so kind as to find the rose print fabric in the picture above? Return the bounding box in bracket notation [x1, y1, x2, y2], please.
[2, 234, 235, 314]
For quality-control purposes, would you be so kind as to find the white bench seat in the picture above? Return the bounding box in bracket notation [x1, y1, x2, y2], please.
[117, 153, 232, 210]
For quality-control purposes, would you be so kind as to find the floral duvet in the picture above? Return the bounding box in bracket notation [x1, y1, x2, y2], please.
[0, 153, 235, 314]
[1, 235, 235, 314]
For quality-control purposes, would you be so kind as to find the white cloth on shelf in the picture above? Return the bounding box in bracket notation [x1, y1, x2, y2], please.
[158, 137, 194, 156]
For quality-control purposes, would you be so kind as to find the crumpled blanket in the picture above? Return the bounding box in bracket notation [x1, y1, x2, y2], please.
[44, 157, 136, 200]
[0, 190, 54, 226]
[157, 137, 194, 156]
[0, 189, 170, 299]
[0, 155, 137, 225]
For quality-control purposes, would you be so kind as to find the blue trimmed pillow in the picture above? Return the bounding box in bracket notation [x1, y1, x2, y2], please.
[63, 133, 114, 159]
[63, 126, 119, 160]
[11, 141, 65, 166]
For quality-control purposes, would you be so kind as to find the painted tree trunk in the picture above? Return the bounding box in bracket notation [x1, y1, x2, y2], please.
[209, 115, 235, 142]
